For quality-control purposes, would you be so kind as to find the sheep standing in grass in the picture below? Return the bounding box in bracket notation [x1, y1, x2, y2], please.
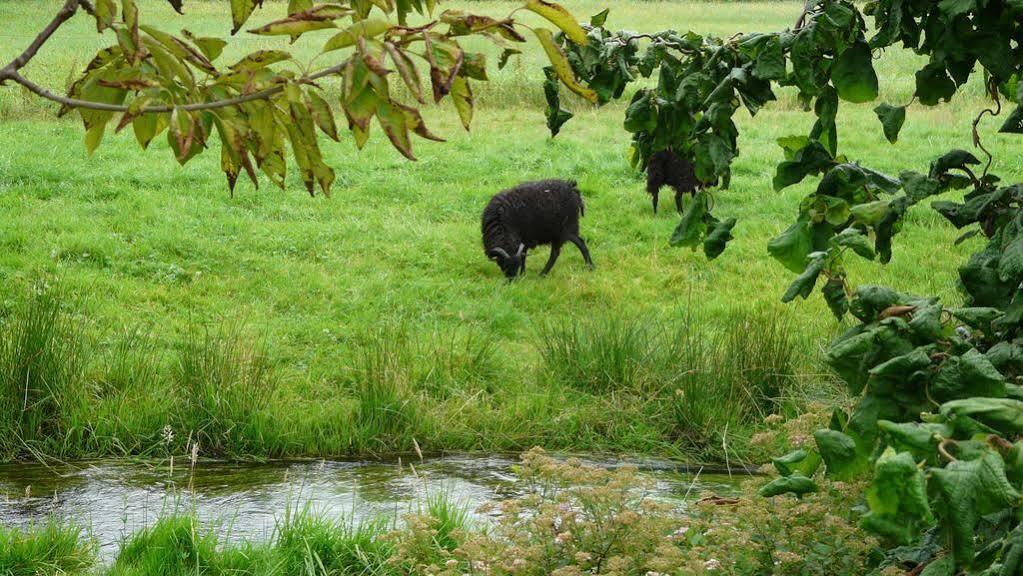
[481, 179, 594, 279]
[646, 149, 715, 214]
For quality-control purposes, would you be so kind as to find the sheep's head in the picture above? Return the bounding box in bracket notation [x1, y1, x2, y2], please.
[487, 243, 526, 279]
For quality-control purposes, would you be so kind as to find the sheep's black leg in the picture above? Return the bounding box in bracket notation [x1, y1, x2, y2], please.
[651, 191, 659, 214]
[675, 190, 685, 213]
[540, 244, 562, 276]
[569, 235, 594, 269]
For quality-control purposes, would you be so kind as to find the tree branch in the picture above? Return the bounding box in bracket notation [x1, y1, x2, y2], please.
[0, 0, 81, 81]
[6, 61, 349, 114]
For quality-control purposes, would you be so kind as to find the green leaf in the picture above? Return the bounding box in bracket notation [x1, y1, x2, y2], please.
[822, 278, 849, 319]
[931, 349, 1006, 402]
[84, 122, 106, 156]
[814, 428, 869, 480]
[758, 473, 818, 497]
[322, 19, 390, 52]
[450, 75, 474, 130]
[832, 228, 875, 260]
[782, 253, 825, 302]
[930, 453, 1021, 566]
[94, 0, 116, 31]
[915, 63, 956, 106]
[831, 41, 879, 103]
[850, 200, 889, 226]
[772, 449, 822, 477]
[753, 36, 785, 80]
[860, 448, 934, 544]
[874, 103, 906, 144]
[525, 0, 588, 45]
[1000, 106, 1023, 134]
[703, 217, 736, 259]
[670, 191, 710, 248]
[941, 398, 1023, 434]
[768, 220, 813, 273]
[589, 8, 608, 27]
[542, 67, 572, 137]
[938, 0, 976, 18]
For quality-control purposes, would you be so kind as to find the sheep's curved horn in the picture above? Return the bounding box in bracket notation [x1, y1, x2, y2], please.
[488, 247, 511, 261]
[515, 243, 525, 257]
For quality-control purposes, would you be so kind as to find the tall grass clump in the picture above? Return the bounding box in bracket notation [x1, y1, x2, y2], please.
[537, 317, 659, 393]
[108, 515, 271, 576]
[174, 324, 277, 457]
[0, 522, 95, 576]
[352, 333, 420, 452]
[664, 310, 797, 460]
[274, 504, 393, 575]
[0, 285, 89, 457]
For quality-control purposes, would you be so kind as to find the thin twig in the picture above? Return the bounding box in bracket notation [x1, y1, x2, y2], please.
[7, 61, 348, 114]
[972, 80, 1002, 177]
[0, 0, 81, 79]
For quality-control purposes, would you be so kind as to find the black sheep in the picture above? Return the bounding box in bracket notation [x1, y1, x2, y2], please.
[481, 179, 594, 279]
[646, 149, 714, 214]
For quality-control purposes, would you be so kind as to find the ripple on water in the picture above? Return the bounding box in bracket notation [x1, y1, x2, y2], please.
[0, 454, 742, 560]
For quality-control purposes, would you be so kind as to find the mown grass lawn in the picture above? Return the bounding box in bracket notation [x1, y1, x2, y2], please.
[0, 0, 1020, 463]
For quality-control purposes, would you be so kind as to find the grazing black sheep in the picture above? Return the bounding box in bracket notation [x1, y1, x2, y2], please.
[481, 179, 594, 279]
[646, 149, 714, 214]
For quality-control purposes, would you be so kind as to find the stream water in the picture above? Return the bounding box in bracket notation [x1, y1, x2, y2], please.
[0, 454, 743, 560]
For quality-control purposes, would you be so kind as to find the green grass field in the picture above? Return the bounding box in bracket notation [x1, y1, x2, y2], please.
[1, 0, 1021, 463]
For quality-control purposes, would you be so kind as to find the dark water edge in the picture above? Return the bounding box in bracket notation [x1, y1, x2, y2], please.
[0, 454, 744, 560]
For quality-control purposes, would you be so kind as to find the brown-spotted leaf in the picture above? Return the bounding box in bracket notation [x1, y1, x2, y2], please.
[425, 35, 463, 102]
[248, 5, 352, 42]
[525, 0, 587, 45]
[342, 60, 379, 149]
[140, 25, 216, 74]
[212, 109, 258, 191]
[396, 102, 445, 142]
[376, 99, 414, 159]
[120, 0, 145, 65]
[451, 74, 473, 130]
[306, 89, 339, 141]
[182, 29, 227, 61]
[384, 42, 423, 102]
[533, 27, 597, 103]
[495, 22, 527, 43]
[116, 94, 150, 133]
[98, 77, 158, 91]
[229, 50, 291, 71]
[322, 19, 390, 52]
[462, 52, 487, 81]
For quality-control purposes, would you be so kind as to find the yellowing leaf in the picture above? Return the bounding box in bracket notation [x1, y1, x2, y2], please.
[247, 6, 353, 41]
[322, 19, 390, 53]
[376, 100, 414, 160]
[306, 90, 339, 141]
[525, 0, 587, 45]
[231, 0, 264, 35]
[451, 75, 473, 129]
[94, 0, 116, 31]
[182, 29, 227, 61]
[384, 42, 423, 102]
[533, 27, 597, 103]
[85, 122, 106, 156]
